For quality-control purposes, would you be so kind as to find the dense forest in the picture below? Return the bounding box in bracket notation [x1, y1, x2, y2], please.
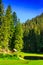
[0, 0, 43, 53]
[23, 13, 43, 53]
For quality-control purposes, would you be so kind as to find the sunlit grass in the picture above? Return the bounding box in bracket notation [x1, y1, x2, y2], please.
[0, 52, 43, 65]
[0, 60, 43, 65]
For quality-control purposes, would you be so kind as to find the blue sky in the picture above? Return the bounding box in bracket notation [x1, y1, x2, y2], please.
[3, 0, 43, 22]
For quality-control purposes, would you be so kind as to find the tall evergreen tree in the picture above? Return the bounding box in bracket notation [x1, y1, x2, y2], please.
[0, 0, 4, 48]
[14, 21, 23, 51]
[12, 12, 17, 25]
[3, 5, 14, 50]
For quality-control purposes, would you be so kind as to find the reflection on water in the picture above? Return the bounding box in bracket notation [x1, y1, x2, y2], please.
[24, 56, 43, 60]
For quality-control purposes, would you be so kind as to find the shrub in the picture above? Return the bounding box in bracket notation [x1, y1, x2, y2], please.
[0, 53, 4, 58]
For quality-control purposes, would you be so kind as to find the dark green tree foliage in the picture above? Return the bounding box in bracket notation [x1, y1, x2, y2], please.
[9, 31, 15, 51]
[0, 0, 4, 48]
[12, 12, 17, 25]
[40, 22, 43, 48]
[28, 29, 37, 52]
[23, 13, 43, 53]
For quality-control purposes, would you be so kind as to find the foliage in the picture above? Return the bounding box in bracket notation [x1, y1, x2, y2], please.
[23, 13, 43, 53]
[0, 0, 43, 53]
[14, 21, 23, 51]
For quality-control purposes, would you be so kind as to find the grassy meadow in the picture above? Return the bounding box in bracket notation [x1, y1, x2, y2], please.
[0, 60, 43, 65]
[0, 52, 43, 65]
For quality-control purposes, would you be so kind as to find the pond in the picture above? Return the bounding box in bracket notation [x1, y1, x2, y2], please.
[24, 56, 43, 60]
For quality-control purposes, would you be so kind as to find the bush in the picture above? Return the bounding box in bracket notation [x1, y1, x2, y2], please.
[0, 53, 4, 58]
[0, 53, 19, 60]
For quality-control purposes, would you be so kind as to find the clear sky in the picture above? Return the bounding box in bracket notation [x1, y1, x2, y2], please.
[3, 0, 43, 22]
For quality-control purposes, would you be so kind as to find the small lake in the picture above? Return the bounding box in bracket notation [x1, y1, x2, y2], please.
[24, 56, 43, 60]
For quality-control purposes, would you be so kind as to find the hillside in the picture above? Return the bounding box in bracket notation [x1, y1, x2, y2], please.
[23, 13, 43, 53]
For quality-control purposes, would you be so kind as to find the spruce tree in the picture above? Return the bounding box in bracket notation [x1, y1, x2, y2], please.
[3, 5, 14, 50]
[0, 0, 4, 48]
[14, 21, 23, 51]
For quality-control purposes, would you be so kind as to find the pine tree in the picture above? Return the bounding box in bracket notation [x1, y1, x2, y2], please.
[12, 12, 17, 25]
[14, 21, 23, 51]
[0, 0, 4, 48]
[3, 5, 14, 50]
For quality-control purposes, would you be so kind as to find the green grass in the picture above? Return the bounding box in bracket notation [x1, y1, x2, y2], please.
[0, 60, 43, 65]
[0, 52, 43, 65]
